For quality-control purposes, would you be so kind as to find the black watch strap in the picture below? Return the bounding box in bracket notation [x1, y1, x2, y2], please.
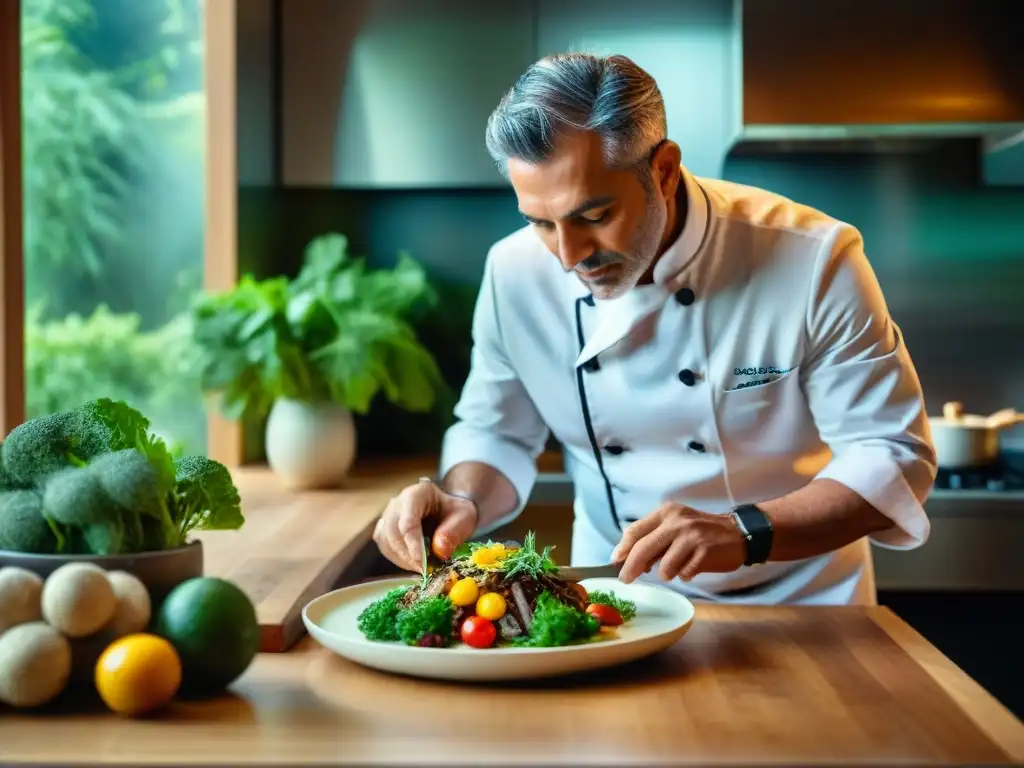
[732, 504, 774, 566]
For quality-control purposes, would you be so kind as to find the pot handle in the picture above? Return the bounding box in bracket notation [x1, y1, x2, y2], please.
[986, 408, 1024, 430]
[942, 401, 965, 421]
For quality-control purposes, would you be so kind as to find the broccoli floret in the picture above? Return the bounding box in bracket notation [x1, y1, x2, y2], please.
[89, 449, 175, 550]
[0, 441, 23, 491]
[0, 397, 173, 491]
[0, 489, 57, 553]
[514, 592, 600, 648]
[90, 449, 166, 518]
[356, 586, 412, 641]
[42, 466, 110, 526]
[173, 455, 244, 538]
[41, 466, 126, 555]
[395, 596, 454, 646]
[1, 412, 80, 487]
[0, 400, 130, 487]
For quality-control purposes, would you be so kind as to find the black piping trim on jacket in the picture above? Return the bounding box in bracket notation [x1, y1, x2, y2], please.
[574, 295, 621, 533]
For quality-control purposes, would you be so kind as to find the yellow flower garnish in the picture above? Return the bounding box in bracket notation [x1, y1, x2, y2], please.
[470, 543, 514, 569]
[471, 548, 497, 567]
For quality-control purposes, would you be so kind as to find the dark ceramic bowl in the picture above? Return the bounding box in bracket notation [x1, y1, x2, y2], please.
[0, 540, 204, 607]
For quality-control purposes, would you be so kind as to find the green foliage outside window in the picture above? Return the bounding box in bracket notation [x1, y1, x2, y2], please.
[21, 0, 207, 455]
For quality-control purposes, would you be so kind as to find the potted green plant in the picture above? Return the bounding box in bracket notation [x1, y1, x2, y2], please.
[190, 233, 446, 489]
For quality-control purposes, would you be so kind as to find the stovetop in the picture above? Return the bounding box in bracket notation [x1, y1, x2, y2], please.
[934, 450, 1024, 493]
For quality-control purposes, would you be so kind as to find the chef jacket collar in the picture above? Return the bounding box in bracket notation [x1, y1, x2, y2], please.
[652, 165, 710, 290]
[572, 165, 710, 368]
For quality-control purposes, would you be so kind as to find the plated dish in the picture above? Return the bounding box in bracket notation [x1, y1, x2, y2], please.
[356, 532, 636, 649]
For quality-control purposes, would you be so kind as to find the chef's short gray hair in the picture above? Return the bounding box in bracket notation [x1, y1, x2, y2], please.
[485, 53, 667, 184]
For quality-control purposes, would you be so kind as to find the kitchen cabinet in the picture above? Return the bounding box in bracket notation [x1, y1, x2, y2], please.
[535, 0, 742, 179]
[280, 0, 535, 188]
[237, 0, 275, 186]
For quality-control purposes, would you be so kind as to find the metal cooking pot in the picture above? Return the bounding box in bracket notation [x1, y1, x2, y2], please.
[928, 401, 1024, 469]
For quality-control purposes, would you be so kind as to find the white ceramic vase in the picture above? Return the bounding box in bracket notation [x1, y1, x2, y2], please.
[264, 398, 357, 490]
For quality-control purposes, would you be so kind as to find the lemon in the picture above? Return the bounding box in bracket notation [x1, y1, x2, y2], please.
[95, 633, 181, 717]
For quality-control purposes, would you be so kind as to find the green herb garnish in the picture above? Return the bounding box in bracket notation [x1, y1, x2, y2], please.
[585, 589, 637, 622]
[450, 541, 474, 560]
[356, 586, 412, 641]
[515, 591, 600, 648]
[501, 531, 558, 580]
[396, 595, 454, 645]
[420, 534, 430, 588]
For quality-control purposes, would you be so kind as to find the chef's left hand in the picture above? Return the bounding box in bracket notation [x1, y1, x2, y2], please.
[610, 503, 747, 583]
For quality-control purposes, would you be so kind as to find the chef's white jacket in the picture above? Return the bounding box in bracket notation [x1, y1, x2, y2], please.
[439, 165, 937, 605]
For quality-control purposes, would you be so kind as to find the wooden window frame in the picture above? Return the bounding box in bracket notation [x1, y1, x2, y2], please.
[0, 0, 244, 465]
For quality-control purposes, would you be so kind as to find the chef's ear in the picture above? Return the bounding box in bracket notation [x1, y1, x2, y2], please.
[650, 139, 682, 199]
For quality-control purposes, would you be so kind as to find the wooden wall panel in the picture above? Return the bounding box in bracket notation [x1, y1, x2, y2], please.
[0, 0, 25, 436]
[203, 0, 244, 466]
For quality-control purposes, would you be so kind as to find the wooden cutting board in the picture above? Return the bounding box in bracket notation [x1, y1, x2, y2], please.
[194, 459, 430, 652]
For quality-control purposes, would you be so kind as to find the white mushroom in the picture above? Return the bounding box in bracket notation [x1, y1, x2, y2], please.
[0, 621, 72, 707]
[0, 567, 43, 634]
[104, 570, 152, 638]
[41, 562, 116, 638]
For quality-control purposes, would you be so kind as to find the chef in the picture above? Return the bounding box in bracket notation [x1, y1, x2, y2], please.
[373, 52, 937, 606]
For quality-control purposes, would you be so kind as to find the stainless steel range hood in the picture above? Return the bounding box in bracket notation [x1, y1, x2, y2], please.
[729, 0, 1024, 183]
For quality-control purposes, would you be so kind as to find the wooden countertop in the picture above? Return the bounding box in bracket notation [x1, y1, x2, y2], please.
[195, 459, 432, 652]
[2, 604, 1021, 766]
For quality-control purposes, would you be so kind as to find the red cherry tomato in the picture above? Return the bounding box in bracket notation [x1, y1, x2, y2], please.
[460, 615, 497, 648]
[586, 603, 623, 626]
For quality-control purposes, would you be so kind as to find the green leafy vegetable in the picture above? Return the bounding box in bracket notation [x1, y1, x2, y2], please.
[41, 466, 127, 555]
[356, 586, 412, 642]
[0, 398, 245, 555]
[173, 455, 244, 541]
[1, 410, 89, 486]
[585, 590, 638, 622]
[516, 591, 600, 648]
[89, 449, 175, 548]
[450, 542, 473, 560]
[191, 232, 447, 424]
[83, 398, 178, 493]
[0, 490, 57, 554]
[395, 595, 454, 646]
[500, 531, 558, 581]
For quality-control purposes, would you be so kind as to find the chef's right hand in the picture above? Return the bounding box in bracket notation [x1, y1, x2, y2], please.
[372, 478, 479, 573]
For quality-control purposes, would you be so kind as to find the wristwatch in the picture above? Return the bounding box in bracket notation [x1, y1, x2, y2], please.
[731, 504, 774, 566]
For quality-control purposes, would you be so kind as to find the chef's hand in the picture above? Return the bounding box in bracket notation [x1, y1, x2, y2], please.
[372, 478, 479, 574]
[610, 503, 747, 583]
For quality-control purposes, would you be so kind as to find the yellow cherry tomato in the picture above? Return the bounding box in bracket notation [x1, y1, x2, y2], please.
[476, 592, 507, 621]
[95, 633, 182, 717]
[448, 576, 479, 606]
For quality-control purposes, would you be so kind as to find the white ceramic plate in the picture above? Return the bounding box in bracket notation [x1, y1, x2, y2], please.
[301, 576, 696, 682]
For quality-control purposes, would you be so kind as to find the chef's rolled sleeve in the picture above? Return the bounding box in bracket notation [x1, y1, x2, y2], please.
[439, 250, 550, 534]
[802, 228, 937, 549]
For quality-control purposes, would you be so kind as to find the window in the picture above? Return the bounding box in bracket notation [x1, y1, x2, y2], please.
[20, 0, 207, 455]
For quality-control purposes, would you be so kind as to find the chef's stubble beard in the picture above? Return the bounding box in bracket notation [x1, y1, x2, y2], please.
[595, 193, 667, 299]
